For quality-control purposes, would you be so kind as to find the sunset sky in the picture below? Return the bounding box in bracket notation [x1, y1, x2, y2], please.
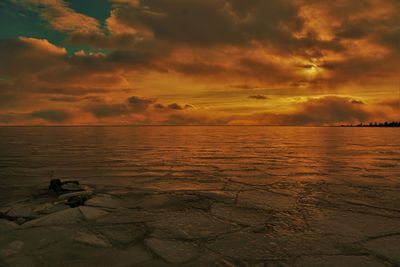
[0, 0, 399, 125]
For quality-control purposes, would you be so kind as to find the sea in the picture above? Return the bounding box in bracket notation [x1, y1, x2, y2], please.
[0, 126, 399, 190]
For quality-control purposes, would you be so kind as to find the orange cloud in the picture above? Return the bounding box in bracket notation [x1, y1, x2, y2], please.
[13, 0, 102, 35]
[19, 37, 67, 55]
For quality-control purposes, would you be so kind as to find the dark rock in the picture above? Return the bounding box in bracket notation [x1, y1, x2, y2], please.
[59, 191, 94, 201]
[49, 179, 83, 195]
[15, 218, 26, 225]
[65, 196, 87, 208]
[49, 179, 63, 194]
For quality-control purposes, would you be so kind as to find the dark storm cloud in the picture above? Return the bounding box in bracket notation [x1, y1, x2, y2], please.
[336, 19, 372, 40]
[154, 102, 193, 111]
[380, 99, 400, 110]
[153, 103, 166, 110]
[238, 58, 293, 83]
[86, 103, 129, 118]
[0, 88, 25, 110]
[48, 96, 81, 102]
[322, 0, 400, 54]
[111, 0, 245, 46]
[319, 56, 396, 86]
[230, 84, 260, 90]
[66, 33, 137, 50]
[0, 38, 105, 87]
[36, 87, 111, 96]
[48, 95, 106, 103]
[0, 38, 66, 78]
[248, 95, 269, 100]
[335, 17, 400, 53]
[86, 96, 193, 118]
[30, 109, 72, 122]
[270, 96, 372, 125]
[86, 96, 156, 118]
[127, 96, 156, 112]
[167, 103, 183, 110]
[173, 62, 226, 76]
[0, 37, 131, 109]
[0, 37, 163, 89]
[109, 0, 341, 54]
[379, 29, 400, 52]
[0, 113, 18, 123]
[350, 99, 365, 105]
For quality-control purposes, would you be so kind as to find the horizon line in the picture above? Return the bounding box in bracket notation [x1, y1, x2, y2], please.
[0, 124, 393, 128]
[0, 124, 337, 127]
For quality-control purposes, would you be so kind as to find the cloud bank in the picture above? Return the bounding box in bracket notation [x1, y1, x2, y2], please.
[0, 0, 399, 125]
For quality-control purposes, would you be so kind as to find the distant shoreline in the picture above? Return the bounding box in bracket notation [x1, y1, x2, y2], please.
[340, 122, 400, 128]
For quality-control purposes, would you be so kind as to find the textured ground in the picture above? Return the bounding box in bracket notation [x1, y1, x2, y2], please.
[1, 179, 400, 267]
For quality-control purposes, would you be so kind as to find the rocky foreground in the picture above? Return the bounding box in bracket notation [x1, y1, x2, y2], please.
[1, 179, 400, 267]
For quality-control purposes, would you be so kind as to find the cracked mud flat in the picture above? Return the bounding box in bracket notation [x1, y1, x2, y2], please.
[1, 179, 400, 267]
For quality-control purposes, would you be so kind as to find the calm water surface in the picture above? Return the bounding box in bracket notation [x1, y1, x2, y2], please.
[0, 126, 399, 188]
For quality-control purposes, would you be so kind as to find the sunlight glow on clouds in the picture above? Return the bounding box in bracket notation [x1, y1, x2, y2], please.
[0, 0, 399, 125]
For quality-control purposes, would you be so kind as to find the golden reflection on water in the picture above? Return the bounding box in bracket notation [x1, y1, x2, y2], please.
[0, 126, 399, 188]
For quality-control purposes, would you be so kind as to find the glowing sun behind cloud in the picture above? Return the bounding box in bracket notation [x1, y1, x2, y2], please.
[305, 64, 320, 78]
